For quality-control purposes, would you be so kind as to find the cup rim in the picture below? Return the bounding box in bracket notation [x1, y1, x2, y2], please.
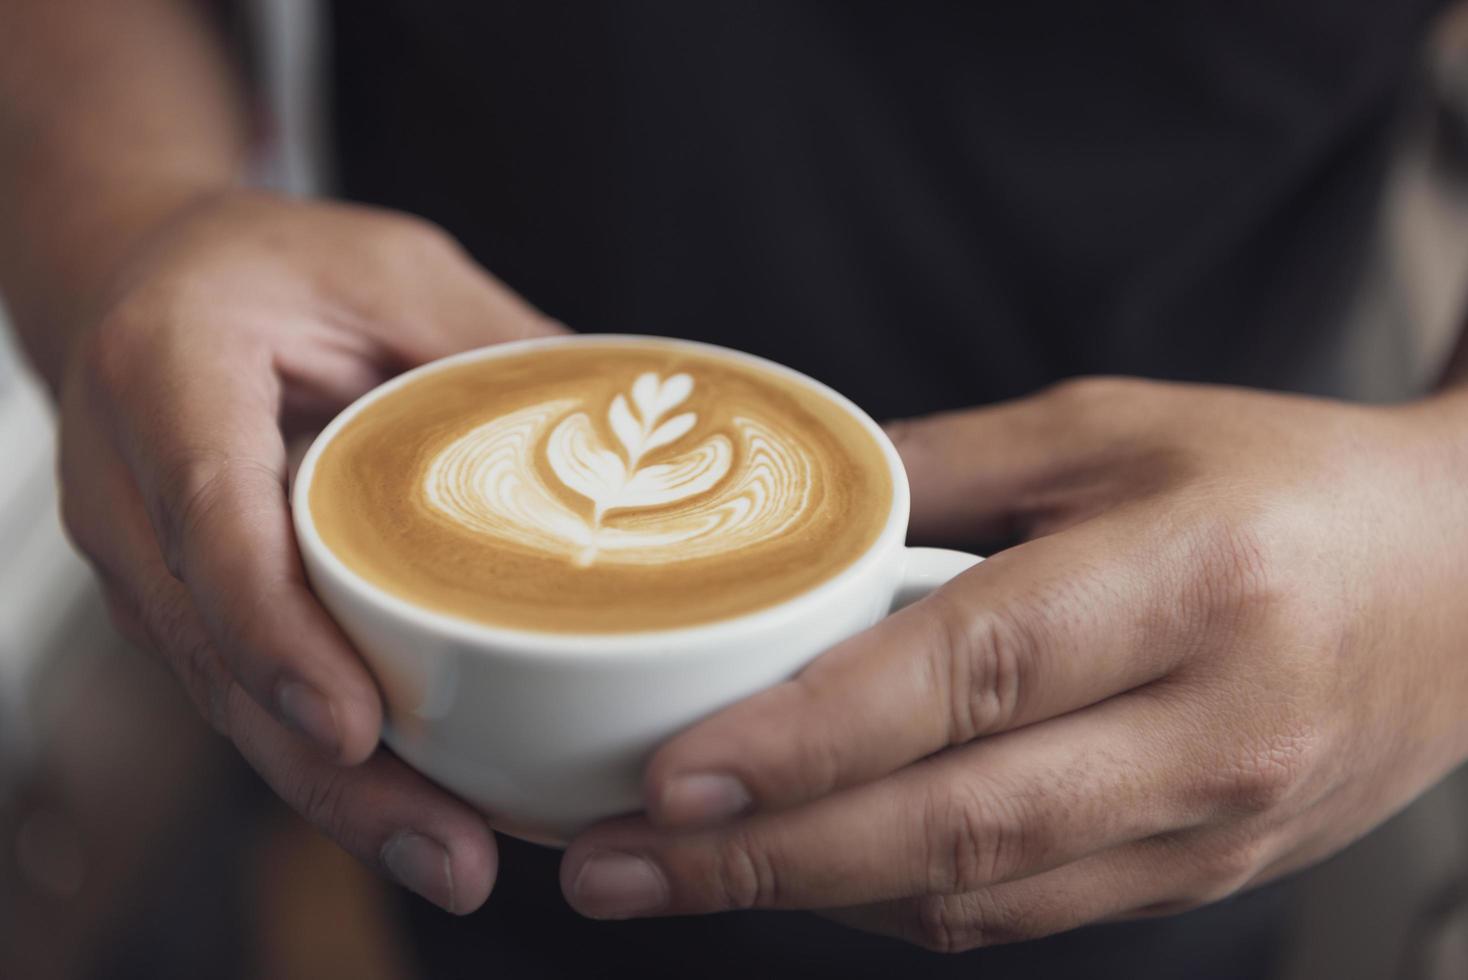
[291, 334, 911, 657]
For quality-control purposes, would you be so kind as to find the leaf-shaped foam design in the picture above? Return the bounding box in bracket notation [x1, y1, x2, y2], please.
[546, 403, 730, 521]
[632, 372, 692, 430]
[609, 372, 697, 465]
[545, 413, 628, 511]
[424, 399, 593, 552]
[608, 395, 640, 459]
[423, 373, 814, 567]
[642, 412, 695, 455]
[610, 435, 730, 513]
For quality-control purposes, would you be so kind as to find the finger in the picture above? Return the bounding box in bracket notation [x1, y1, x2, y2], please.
[63, 420, 499, 914]
[886, 400, 1062, 545]
[822, 829, 1251, 953]
[109, 572, 500, 915]
[412, 243, 568, 355]
[223, 673, 500, 915]
[345, 218, 568, 365]
[566, 693, 1202, 917]
[59, 393, 234, 732]
[888, 378, 1166, 543]
[84, 325, 382, 764]
[274, 236, 569, 429]
[177, 596, 499, 915]
[646, 511, 1199, 828]
[274, 332, 398, 438]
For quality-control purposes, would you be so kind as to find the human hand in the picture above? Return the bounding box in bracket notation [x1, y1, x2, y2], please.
[59, 189, 562, 912]
[561, 377, 1468, 950]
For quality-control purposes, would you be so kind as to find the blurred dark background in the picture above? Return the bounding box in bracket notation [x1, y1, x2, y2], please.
[3, 2, 1468, 978]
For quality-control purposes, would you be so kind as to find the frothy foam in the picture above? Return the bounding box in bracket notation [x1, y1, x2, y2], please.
[424, 372, 813, 567]
[308, 342, 892, 632]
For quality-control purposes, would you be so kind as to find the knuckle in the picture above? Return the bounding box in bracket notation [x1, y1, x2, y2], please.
[922, 778, 1044, 894]
[131, 576, 180, 650]
[385, 212, 462, 260]
[935, 597, 1034, 742]
[125, 574, 234, 739]
[1042, 375, 1146, 416]
[921, 783, 981, 894]
[1188, 838, 1269, 904]
[1213, 732, 1317, 815]
[1208, 841, 1264, 885]
[882, 418, 915, 451]
[178, 634, 233, 739]
[912, 895, 970, 953]
[963, 891, 1044, 948]
[781, 674, 845, 796]
[910, 892, 1038, 953]
[293, 766, 352, 840]
[152, 453, 279, 582]
[1189, 516, 1285, 623]
[784, 711, 843, 800]
[711, 831, 778, 910]
[883, 417, 936, 465]
[165, 634, 232, 738]
[161, 627, 231, 738]
[57, 489, 98, 558]
[78, 311, 146, 402]
[152, 452, 232, 577]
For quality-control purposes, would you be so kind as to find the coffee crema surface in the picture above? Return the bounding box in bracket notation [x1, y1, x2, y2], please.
[308, 342, 894, 632]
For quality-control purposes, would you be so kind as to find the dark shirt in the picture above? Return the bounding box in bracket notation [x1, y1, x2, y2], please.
[328, 2, 1446, 975]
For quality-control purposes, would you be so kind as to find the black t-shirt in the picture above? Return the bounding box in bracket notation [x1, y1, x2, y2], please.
[328, 3, 1446, 975]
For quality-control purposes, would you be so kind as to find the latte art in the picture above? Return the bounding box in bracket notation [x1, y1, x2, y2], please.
[425, 373, 812, 567]
[308, 341, 893, 632]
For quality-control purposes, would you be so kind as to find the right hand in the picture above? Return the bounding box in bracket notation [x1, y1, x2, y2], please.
[57, 189, 564, 912]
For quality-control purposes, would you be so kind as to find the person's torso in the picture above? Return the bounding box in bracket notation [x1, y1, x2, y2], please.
[331, 1, 1446, 419]
[328, 4, 1445, 974]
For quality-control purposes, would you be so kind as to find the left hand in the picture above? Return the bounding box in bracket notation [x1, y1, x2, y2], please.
[559, 377, 1468, 951]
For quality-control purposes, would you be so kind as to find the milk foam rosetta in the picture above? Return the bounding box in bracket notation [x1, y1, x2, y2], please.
[424, 372, 813, 567]
[308, 342, 893, 632]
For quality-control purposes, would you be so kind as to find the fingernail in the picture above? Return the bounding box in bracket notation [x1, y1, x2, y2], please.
[382, 831, 457, 913]
[571, 851, 668, 919]
[660, 772, 752, 827]
[275, 680, 341, 758]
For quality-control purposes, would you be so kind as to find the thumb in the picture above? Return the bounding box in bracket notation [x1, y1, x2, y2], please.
[887, 379, 1130, 544]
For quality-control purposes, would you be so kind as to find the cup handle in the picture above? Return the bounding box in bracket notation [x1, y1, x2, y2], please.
[892, 547, 984, 613]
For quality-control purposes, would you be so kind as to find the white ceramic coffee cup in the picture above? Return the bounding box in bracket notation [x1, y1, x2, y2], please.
[292, 335, 980, 843]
